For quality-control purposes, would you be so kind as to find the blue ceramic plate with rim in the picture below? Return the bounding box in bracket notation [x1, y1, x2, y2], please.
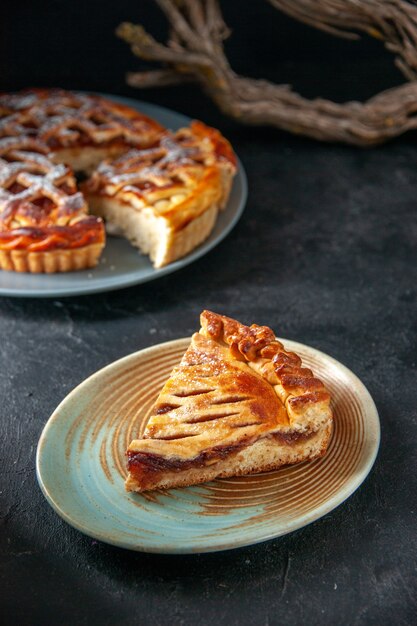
[0, 94, 247, 298]
[36, 337, 380, 554]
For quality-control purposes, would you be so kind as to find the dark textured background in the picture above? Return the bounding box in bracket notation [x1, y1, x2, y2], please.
[1, 2, 416, 625]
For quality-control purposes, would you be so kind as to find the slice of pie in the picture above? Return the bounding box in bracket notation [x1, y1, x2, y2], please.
[83, 121, 237, 268]
[126, 311, 333, 492]
[0, 137, 105, 273]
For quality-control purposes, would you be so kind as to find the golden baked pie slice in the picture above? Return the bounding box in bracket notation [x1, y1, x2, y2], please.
[83, 121, 237, 268]
[0, 137, 105, 273]
[126, 311, 333, 492]
[0, 89, 165, 174]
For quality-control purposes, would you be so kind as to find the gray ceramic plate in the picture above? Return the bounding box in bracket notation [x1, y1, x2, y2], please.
[36, 337, 380, 554]
[0, 95, 247, 298]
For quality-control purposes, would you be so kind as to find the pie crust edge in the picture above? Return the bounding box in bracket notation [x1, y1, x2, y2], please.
[0, 241, 104, 273]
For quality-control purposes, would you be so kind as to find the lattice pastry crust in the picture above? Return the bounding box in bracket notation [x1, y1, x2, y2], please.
[0, 89, 166, 272]
[0, 136, 104, 273]
[0, 89, 236, 273]
[0, 89, 164, 172]
[84, 121, 237, 268]
[126, 311, 333, 492]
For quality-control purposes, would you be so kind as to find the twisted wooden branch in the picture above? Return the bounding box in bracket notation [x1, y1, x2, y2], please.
[117, 0, 417, 146]
[269, 0, 417, 80]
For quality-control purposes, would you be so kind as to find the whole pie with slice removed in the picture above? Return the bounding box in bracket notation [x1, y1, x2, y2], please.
[0, 89, 237, 272]
[125, 311, 333, 493]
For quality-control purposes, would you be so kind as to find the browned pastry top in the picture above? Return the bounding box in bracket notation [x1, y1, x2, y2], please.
[127, 311, 332, 473]
[199, 311, 331, 414]
[0, 136, 104, 251]
[0, 89, 164, 150]
[84, 121, 237, 231]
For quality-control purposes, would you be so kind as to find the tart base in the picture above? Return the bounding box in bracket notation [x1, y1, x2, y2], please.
[87, 196, 219, 268]
[0, 242, 104, 274]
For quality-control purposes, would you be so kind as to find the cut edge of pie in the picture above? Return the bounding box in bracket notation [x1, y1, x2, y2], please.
[83, 121, 237, 268]
[125, 311, 333, 493]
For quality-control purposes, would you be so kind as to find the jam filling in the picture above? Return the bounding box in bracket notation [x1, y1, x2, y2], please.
[0, 216, 105, 250]
[127, 429, 315, 484]
[128, 442, 245, 475]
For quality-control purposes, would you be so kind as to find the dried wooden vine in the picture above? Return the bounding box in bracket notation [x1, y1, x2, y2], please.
[117, 0, 417, 146]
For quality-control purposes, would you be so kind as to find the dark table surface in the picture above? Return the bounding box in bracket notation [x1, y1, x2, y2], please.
[1, 2, 417, 625]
